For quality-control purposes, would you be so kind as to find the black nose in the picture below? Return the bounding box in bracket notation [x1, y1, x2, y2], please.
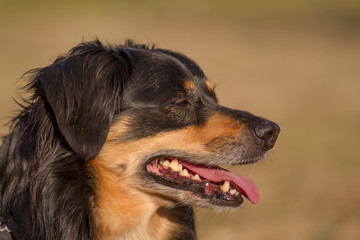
[253, 120, 280, 150]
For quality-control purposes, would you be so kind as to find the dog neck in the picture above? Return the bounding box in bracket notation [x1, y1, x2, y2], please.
[90, 161, 195, 240]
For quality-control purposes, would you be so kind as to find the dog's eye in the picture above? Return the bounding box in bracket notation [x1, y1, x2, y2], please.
[174, 99, 190, 107]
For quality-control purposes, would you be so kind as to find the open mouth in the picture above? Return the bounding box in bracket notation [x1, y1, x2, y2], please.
[146, 156, 259, 207]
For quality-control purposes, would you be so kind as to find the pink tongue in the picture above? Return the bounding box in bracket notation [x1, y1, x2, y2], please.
[180, 161, 259, 204]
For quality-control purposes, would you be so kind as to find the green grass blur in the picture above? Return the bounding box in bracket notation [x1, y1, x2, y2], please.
[1, 1, 359, 239]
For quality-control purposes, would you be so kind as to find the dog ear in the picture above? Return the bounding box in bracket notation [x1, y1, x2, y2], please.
[39, 41, 131, 159]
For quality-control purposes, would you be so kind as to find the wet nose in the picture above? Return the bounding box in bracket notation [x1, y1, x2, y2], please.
[253, 120, 280, 150]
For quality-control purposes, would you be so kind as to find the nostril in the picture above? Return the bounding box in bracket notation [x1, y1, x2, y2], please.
[254, 122, 275, 140]
[253, 120, 280, 149]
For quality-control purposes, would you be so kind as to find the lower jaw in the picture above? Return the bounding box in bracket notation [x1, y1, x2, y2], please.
[146, 157, 245, 207]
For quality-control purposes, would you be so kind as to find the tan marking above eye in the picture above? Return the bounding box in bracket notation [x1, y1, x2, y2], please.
[205, 80, 215, 92]
[183, 80, 197, 92]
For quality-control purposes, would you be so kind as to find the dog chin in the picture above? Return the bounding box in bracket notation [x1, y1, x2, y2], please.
[144, 183, 245, 210]
[179, 192, 245, 210]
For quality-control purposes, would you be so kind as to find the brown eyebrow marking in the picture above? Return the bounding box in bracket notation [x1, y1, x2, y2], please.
[205, 80, 215, 92]
[183, 80, 197, 92]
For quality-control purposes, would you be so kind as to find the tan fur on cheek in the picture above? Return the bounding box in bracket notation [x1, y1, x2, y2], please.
[98, 112, 245, 169]
[184, 113, 244, 144]
[90, 160, 189, 240]
[90, 161, 156, 237]
[90, 112, 245, 239]
[106, 116, 133, 142]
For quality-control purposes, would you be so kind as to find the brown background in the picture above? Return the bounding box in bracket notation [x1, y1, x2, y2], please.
[1, 1, 359, 239]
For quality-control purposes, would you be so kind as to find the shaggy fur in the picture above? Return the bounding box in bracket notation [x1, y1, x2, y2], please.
[0, 40, 279, 240]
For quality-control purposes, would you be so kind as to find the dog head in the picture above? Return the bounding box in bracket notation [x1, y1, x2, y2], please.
[37, 40, 279, 211]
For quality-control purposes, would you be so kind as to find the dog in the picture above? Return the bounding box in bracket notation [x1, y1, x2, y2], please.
[0, 40, 280, 240]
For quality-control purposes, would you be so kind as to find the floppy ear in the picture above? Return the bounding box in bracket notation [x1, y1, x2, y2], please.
[39, 41, 131, 159]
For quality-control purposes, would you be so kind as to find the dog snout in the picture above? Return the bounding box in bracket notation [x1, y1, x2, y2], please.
[253, 120, 280, 150]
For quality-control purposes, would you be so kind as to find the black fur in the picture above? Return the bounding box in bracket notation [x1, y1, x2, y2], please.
[0, 40, 209, 239]
[0, 40, 128, 239]
[0, 40, 279, 240]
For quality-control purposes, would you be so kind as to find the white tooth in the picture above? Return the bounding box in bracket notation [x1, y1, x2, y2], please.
[163, 160, 170, 166]
[191, 174, 201, 181]
[230, 189, 237, 195]
[220, 181, 230, 192]
[169, 159, 180, 171]
[177, 164, 183, 172]
[180, 169, 190, 177]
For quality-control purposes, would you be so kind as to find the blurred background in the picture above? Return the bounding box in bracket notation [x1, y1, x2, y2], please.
[0, 0, 359, 239]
